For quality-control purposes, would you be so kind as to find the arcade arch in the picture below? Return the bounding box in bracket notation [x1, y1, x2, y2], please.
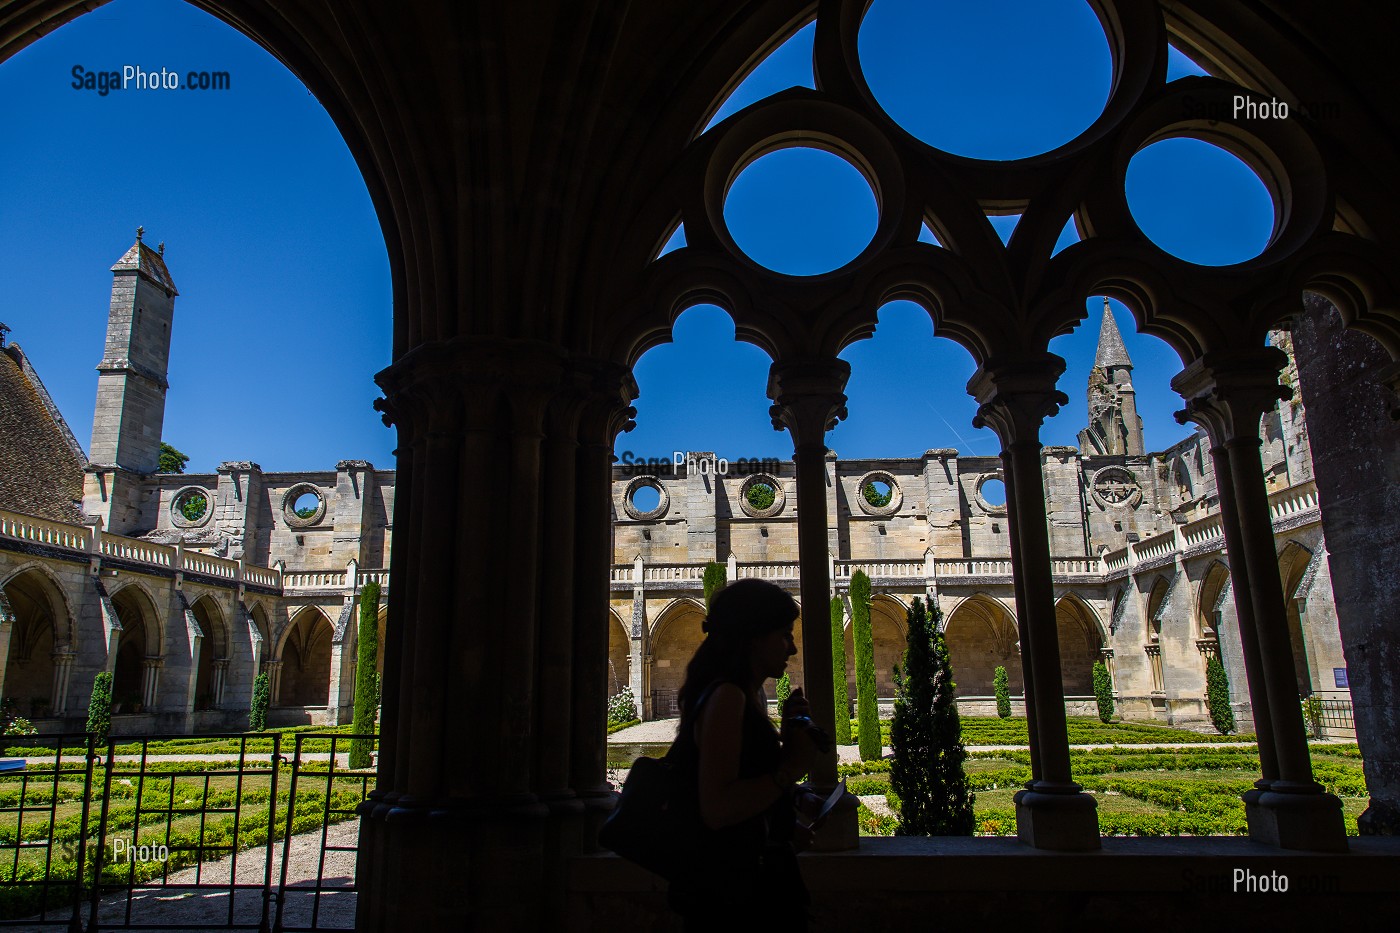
[943, 594, 1021, 697]
[1054, 594, 1105, 695]
[278, 608, 334, 708]
[109, 584, 161, 710]
[190, 595, 230, 711]
[0, 568, 68, 716]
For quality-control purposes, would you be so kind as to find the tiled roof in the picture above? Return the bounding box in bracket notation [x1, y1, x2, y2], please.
[111, 240, 178, 295]
[0, 344, 87, 522]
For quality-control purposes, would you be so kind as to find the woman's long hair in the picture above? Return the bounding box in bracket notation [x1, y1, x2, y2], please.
[676, 579, 799, 734]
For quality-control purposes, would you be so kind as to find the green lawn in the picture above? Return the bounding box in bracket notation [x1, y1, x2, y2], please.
[851, 742, 1370, 838]
[851, 715, 1258, 748]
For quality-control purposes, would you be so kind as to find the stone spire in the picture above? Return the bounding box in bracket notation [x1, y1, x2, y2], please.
[1078, 299, 1145, 456]
[1094, 297, 1132, 371]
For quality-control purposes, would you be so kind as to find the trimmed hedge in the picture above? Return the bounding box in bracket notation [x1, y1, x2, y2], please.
[350, 581, 382, 768]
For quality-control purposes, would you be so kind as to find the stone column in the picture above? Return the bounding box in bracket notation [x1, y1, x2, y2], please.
[266, 660, 283, 705]
[570, 362, 638, 847]
[211, 659, 229, 707]
[768, 358, 858, 850]
[1175, 350, 1346, 850]
[1289, 294, 1400, 833]
[971, 354, 1100, 850]
[359, 340, 632, 931]
[49, 646, 75, 716]
[140, 657, 162, 710]
[628, 569, 649, 720]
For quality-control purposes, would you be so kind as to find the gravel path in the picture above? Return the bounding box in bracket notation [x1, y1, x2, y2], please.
[16, 820, 360, 933]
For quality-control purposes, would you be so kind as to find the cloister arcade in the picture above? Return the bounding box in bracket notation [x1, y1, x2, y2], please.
[3, 0, 1400, 927]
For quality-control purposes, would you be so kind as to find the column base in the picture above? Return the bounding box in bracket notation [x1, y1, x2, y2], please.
[808, 785, 860, 852]
[1358, 799, 1400, 835]
[356, 794, 579, 931]
[1013, 789, 1100, 851]
[1247, 789, 1350, 851]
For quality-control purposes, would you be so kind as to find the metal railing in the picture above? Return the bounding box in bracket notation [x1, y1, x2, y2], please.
[0, 731, 376, 932]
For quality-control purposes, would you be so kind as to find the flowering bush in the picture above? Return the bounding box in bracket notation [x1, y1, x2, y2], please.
[607, 687, 638, 726]
[4, 716, 38, 736]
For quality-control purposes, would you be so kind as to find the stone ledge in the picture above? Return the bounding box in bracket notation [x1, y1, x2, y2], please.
[569, 837, 1400, 930]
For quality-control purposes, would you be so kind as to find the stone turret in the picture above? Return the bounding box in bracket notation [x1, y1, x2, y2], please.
[1078, 299, 1145, 456]
[83, 228, 179, 533]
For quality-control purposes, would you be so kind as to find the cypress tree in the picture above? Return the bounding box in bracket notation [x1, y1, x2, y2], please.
[891, 598, 975, 835]
[851, 570, 880, 762]
[1092, 660, 1115, 724]
[702, 562, 726, 609]
[993, 665, 1011, 719]
[86, 672, 114, 746]
[350, 581, 382, 768]
[1205, 655, 1235, 735]
[830, 597, 852, 744]
[249, 672, 271, 732]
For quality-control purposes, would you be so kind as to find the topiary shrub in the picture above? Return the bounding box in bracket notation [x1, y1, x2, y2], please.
[702, 562, 726, 610]
[1092, 660, 1115, 724]
[1205, 655, 1235, 735]
[851, 570, 881, 762]
[830, 597, 852, 744]
[993, 665, 1011, 719]
[249, 672, 271, 733]
[350, 581, 382, 768]
[891, 598, 974, 835]
[86, 673, 114, 746]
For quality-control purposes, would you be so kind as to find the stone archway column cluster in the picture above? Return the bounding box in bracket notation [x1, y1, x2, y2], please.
[1175, 350, 1347, 850]
[358, 341, 635, 930]
[972, 355, 1100, 850]
[768, 359, 859, 850]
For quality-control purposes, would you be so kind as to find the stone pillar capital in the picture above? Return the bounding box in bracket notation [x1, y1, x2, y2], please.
[374, 336, 573, 438]
[969, 354, 1068, 447]
[573, 358, 638, 446]
[767, 359, 850, 448]
[1171, 348, 1291, 445]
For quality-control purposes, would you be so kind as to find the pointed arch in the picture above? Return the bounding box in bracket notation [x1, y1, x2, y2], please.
[0, 566, 73, 715]
[1197, 560, 1231, 642]
[1054, 593, 1105, 695]
[1145, 576, 1170, 641]
[190, 594, 230, 711]
[649, 598, 707, 716]
[943, 593, 1021, 697]
[607, 608, 631, 697]
[1277, 540, 1316, 695]
[277, 606, 335, 708]
[0, 562, 76, 648]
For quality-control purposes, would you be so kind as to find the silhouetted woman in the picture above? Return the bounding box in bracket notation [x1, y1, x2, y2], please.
[667, 578, 821, 930]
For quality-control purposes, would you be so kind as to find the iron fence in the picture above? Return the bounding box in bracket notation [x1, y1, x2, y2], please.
[0, 731, 376, 932]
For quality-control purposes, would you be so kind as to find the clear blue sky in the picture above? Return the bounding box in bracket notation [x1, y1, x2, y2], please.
[1, 0, 1275, 473]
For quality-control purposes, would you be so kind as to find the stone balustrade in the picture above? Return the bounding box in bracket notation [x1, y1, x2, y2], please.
[0, 507, 281, 592]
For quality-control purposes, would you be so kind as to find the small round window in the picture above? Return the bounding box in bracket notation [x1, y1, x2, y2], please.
[739, 474, 786, 519]
[975, 473, 1008, 515]
[623, 476, 670, 521]
[170, 487, 211, 528]
[282, 483, 327, 528]
[855, 471, 902, 517]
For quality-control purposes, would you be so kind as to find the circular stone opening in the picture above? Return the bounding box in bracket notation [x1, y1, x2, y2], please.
[723, 147, 878, 276]
[859, 0, 1111, 160]
[292, 491, 322, 519]
[745, 481, 777, 512]
[172, 488, 209, 524]
[861, 479, 893, 508]
[1126, 138, 1274, 265]
[980, 478, 1007, 508]
[631, 484, 661, 514]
